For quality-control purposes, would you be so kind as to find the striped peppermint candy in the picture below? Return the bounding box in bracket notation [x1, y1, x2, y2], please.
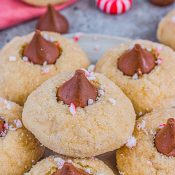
[96, 0, 132, 15]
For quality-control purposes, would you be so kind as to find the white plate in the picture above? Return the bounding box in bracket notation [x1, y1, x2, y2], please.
[45, 33, 131, 175]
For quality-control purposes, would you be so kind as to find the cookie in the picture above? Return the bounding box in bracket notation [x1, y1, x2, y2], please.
[22, 0, 68, 6]
[96, 40, 175, 116]
[0, 31, 89, 105]
[22, 69, 136, 158]
[116, 104, 175, 175]
[157, 9, 175, 50]
[25, 156, 115, 175]
[0, 97, 44, 175]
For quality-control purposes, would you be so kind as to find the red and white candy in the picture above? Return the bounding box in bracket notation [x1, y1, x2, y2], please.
[96, 0, 133, 15]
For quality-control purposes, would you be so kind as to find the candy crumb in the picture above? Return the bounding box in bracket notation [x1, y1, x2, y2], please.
[126, 136, 137, 148]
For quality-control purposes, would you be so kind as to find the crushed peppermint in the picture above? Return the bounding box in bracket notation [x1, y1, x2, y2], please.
[88, 99, 94, 105]
[171, 16, 175, 23]
[87, 65, 95, 72]
[85, 168, 92, 174]
[126, 136, 137, 148]
[9, 56, 16, 62]
[159, 123, 166, 129]
[73, 33, 83, 42]
[156, 45, 163, 52]
[4, 99, 14, 110]
[54, 157, 65, 169]
[132, 73, 138, 80]
[108, 98, 116, 105]
[22, 56, 29, 62]
[9, 119, 22, 131]
[69, 103, 76, 115]
[41, 66, 50, 74]
[98, 89, 105, 96]
[43, 33, 55, 42]
[146, 48, 152, 52]
[67, 159, 72, 163]
[155, 58, 163, 65]
[81, 68, 96, 80]
[137, 120, 146, 130]
[14, 119, 22, 128]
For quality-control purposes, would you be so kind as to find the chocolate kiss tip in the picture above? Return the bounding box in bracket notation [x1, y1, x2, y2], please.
[117, 43, 156, 76]
[36, 4, 69, 34]
[52, 163, 90, 175]
[57, 70, 98, 108]
[23, 30, 59, 65]
[155, 118, 175, 157]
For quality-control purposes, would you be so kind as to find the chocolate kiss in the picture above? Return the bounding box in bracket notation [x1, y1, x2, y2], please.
[57, 70, 98, 108]
[23, 30, 60, 65]
[0, 118, 6, 137]
[36, 4, 69, 34]
[150, 0, 174, 6]
[155, 118, 175, 157]
[52, 163, 90, 175]
[117, 44, 156, 76]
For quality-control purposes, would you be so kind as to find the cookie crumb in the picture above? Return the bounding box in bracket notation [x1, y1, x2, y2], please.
[108, 98, 116, 105]
[126, 136, 137, 148]
[9, 56, 16, 62]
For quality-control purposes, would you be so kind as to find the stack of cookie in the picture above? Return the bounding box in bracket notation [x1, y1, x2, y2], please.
[1, 5, 175, 175]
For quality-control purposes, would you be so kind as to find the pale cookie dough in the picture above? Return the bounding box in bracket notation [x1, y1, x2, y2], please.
[0, 97, 44, 175]
[0, 31, 89, 105]
[22, 0, 68, 6]
[96, 40, 175, 116]
[116, 105, 175, 175]
[22, 71, 136, 158]
[157, 10, 175, 50]
[25, 156, 115, 175]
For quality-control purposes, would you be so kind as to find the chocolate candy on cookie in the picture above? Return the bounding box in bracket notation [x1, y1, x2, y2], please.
[116, 105, 175, 175]
[96, 40, 175, 116]
[25, 156, 115, 175]
[0, 97, 44, 175]
[0, 31, 89, 105]
[22, 69, 136, 157]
